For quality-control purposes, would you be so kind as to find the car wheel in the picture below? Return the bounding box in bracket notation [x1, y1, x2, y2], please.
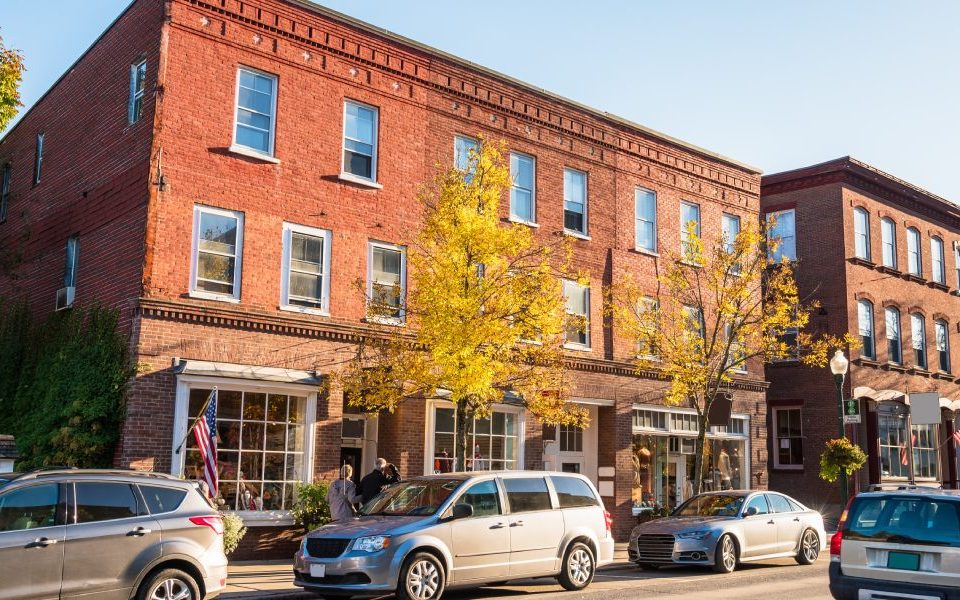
[396, 552, 445, 600]
[795, 529, 820, 565]
[557, 541, 595, 591]
[137, 568, 200, 600]
[712, 534, 738, 574]
[636, 562, 660, 571]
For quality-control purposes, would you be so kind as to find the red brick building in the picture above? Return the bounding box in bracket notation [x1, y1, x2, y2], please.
[763, 158, 960, 515]
[0, 0, 767, 550]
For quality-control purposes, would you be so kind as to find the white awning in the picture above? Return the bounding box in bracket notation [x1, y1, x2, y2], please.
[172, 360, 321, 386]
[854, 385, 960, 411]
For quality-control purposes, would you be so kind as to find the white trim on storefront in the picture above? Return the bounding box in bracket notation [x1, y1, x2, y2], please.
[422, 398, 526, 476]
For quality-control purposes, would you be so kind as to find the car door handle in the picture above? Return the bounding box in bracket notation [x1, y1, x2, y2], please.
[767, 520, 775, 525]
[490, 523, 506, 529]
[510, 521, 524, 527]
[793, 517, 801, 522]
[30, 537, 58, 548]
[128, 527, 152, 536]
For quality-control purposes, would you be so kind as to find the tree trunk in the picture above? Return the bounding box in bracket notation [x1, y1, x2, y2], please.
[454, 399, 474, 472]
[692, 411, 708, 496]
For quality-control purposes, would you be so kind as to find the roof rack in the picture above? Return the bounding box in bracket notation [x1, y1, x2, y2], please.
[12, 468, 181, 482]
[866, 483, 944, 492]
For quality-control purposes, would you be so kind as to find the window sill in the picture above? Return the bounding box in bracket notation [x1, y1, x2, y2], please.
[848, 256, 876, 269]
[929, 281, 950, 292]
[631, 248, 659, 258]
[564, 344, 592, 352]
[228, 510, 294, 527]
[933, 371, 954, 381]
[905, 273, 926, 284]
[365, 315, 405, 327]
[188, 291, 241, 304]
[909, 367, 932, 377]
[876, 265, 901, 276]
[881, 362, 908, 373]
[771, 465, 804, 473]
[228, 145, 280, 164]
[563, 230, 591, 241]
[338, 172, 383, 189]
[854, 358, 881, 368]
[279, 304, 330, 317]
[508, 216, 539, 228]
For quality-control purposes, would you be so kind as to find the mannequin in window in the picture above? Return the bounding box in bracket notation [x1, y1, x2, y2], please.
[718, 447, 733, 490]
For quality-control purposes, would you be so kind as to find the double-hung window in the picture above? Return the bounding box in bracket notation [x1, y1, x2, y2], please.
[128, 59, 147, 124]
[907, 227, 922, 276]
[886, 307, 902, 364]
[33, 133, 44, 186]
[684, 305, 705, 352]
[880, 218, 897, 268]
[635, 188, 657, 252]
[509, 152, 536, 224]
[773, 407, 803, 469]
[563, 168, 587, 236]
[563, 280, 590, 349]
[0, 163, 10, 223]
[680, 201, 701, 259]
[343, 101, 378, 181]
[191, 205, 243, 300]
[767, 209, 796, 262]
[281, 223, 332, 314]
[931, 237, 946, 284]
[722, 213, 740, 255]
[368, 241, 406, 323]
[936, 320, 950, 373]
[637, 296, 659, 359]
[454, 135, 479, 180]
[858, 300, 875, 359]
[233, 67, 277, 157]
[911, 313, 927, 369]
[853, 207, 870, 260]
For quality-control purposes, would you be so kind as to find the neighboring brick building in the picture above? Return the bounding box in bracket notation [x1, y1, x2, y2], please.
[762, 157, 960, 515]
[0, 0, 766, 549]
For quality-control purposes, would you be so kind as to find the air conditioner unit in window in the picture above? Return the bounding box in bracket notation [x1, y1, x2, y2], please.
[55, 286, 75, 311]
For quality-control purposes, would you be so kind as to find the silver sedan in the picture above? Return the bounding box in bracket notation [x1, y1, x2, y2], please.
[628, 490, 827, 573]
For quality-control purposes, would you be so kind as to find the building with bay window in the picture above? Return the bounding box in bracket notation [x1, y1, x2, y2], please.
[0, 0, 766, 552]
[762, 158, 960, 514]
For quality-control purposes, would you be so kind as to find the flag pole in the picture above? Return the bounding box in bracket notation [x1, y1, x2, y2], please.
[175, 387, 217, 455]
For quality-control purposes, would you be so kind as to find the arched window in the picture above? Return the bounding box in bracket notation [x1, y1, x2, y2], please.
[885, 307, 902, 364]
[853, 207, 870, 260]
[858, 300, 875, 359]
[907, 227, 922, 275]
[931, 237, 945, 284]
[880, 217, 896, 268]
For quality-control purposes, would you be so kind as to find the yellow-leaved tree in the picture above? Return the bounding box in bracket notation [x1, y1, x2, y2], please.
[609, 219, 858, 495]
[337, 139, 588, 471]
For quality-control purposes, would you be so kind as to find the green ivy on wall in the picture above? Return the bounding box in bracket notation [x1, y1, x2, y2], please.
[0, 298, 131, 470]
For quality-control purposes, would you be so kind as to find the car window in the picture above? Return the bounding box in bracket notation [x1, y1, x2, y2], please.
[76, 482, 140, 523]
[456, 480, 501, 517]
[551, 476, 599, 508]
[788, 498, 805, 512]
[674, 494, 744, 517]
[846, 497, 960, 547]
[503, 477, 552, 513]
[744, 494, 770, 516]
[767, 494, 794, 513]
[0, 484, 59, 531]
[359, 479, 462, 516]
[139, 485, 187, 514]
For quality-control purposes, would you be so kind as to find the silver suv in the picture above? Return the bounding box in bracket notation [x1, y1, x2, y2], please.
[294, 471, 615, 599]
[830, 488, 960, 599]
[0, 469, 228, 600]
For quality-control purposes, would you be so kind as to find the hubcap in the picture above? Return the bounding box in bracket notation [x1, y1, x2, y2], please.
[407, 559, 440, 600]
[150, 578, 193, 600]
[721, 537, 736, 571]
[569, 548, 593, 586]
[803, 531, 819, 561]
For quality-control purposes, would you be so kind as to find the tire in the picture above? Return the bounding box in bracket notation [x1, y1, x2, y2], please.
[795, 529, 820, 565]
[712, 534, 738, 574]
[396, 552, 445, 600]
[636, 563, 660, 571]
[137, 568, 200, 600]
[557, 542, 595, 591]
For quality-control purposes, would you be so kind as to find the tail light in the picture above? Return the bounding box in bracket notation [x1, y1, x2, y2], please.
[603, 510, 613, 534]
[189, 515, 224, 535]
[830, 496, 855, 561]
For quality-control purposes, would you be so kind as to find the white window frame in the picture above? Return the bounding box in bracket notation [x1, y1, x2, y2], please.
[280, 223, 332, 316]
[907, 227, 922, 276]
[931, 236, 946, 284]
[341, 99, 379, 184]
[936, 319, 951, 373]
[772, 406, 804, 470]
[190, 205, 244, 302]
[231, 66, 278, 159]
[853, 207, 870, 260]
[858, 300, 875, 360]
[881, 217, 897, 269]
[454, 134, 479, 175]
[128, 59, 147, 125]
[563, 279, 590, 350]
[423, 398, 526, 476]
[170, 375, 317, 526]
[680, 201, 701, 257]
[367, 240, 407, 325]
[509, 151, 537, 225]
[886, 307, 902, 364]
[911, 313, 927, 369]
[767, 209, 796, 262]
[563, 167, 588, 237]
[722, 213, 741, 255]
[635, 187, 657, 253]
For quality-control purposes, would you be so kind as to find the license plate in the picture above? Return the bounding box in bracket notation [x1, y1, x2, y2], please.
[887, 550, 921, 571]
[309, 564, 326, 578]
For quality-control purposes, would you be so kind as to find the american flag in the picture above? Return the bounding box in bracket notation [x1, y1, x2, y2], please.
[193, 389, 219, 497]
[953, 430, 960, 446]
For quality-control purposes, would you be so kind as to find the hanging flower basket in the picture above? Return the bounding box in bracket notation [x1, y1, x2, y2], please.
[819, 437, 867, 483]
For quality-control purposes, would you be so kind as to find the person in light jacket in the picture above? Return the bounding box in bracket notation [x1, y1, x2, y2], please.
[327, 464, 362, 522]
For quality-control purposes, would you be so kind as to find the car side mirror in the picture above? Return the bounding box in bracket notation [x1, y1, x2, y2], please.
[451, 504, 474, 520]
[744, 506, 758, 517]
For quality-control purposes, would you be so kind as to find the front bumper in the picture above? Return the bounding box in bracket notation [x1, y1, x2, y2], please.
[293, 547, 399, 596]
[628, 535, 716, 566]
[829, 561, 960, 600]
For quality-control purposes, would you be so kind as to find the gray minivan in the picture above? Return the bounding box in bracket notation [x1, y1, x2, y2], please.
[0, 469, 228, 600]
[294, 471, 615, 599]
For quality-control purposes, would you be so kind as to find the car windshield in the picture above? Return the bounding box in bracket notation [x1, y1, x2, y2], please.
[358, 479, 463, 517]
[845, 496, 960, 547]
[674, 494, 744, 517]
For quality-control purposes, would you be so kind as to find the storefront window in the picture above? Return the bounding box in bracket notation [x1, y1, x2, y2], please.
[912, 423, 939, 480]
[878, 403, 910, 479]
[432, 406, 519, 473]
[185, 388, 306, 511]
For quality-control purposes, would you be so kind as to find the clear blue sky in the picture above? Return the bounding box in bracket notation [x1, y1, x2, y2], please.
[4, 1, 959, 200]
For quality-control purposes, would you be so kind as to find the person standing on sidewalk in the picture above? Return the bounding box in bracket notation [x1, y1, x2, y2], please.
[327, 464, 361, 522]
[359, 458, 396, 504]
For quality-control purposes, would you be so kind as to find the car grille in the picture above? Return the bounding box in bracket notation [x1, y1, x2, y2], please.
[305, 538, 351, 558]
[634, 534, 676, 562]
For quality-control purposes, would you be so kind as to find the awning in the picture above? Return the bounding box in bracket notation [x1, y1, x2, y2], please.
[853, 385, 960, 411]
[172, 359, 322, 386]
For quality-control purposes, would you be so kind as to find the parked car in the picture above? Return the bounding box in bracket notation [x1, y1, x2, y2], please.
[294, 471, 615, 599]
[0, 469, 228, 600]
[628, 490, 827, 573]
[830, 487, 960, 600]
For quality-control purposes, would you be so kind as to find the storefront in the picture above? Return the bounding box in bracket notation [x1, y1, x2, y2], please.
[631, 405, 750, 515]
[423, 399, 525, 475]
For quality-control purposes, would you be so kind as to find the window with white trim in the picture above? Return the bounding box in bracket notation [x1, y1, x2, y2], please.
[635, 188, 657, 252]
[632, 409, 667, 430]
[563, 280, 590, 348]
[853, 207, 870, 260]
[559, 424, 583, 452]
[907, 227, 922, 276]
[0, 163, 10, 223]
[767, 209, 796, 262]
[636, 296, 659, 359]
[343, 101, 378, 181]
[773, 407, 803, 469]
[233, 67, 277, 156]
[431, 405, 520, 472]
[368, 241, 406, 323]
[454, 135, 479, 180]
[881, 217, 897, 268]
[281, 223, 331, 314]
[128, 59, 147, 124]
[680, 201, 701, 258]
[936, 319, 950, 373]
[191, 206, 243, 300]
[722, 213, 740, 255]
[858, 300, 875, 359]
[911, 313, 927, 369]
[931, 237, 945, 284]
[563, 168, 587, 235]
[886, 307, 902, 364]
[509, 152, 535, 223]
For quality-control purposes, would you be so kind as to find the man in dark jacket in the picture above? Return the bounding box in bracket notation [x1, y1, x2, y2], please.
[358, 458, 391, 505]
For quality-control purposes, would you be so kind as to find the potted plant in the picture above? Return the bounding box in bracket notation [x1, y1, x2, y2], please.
[819, 437, 867, 483]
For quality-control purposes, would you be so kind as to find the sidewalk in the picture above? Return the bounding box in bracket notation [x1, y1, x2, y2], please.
[220, 543, 631, 599]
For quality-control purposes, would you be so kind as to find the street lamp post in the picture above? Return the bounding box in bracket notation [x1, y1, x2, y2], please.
[829, 350, 850, 503]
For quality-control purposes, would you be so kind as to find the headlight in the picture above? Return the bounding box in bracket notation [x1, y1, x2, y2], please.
[677, 530, 713, 540]
[353, 535, 391, 553]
